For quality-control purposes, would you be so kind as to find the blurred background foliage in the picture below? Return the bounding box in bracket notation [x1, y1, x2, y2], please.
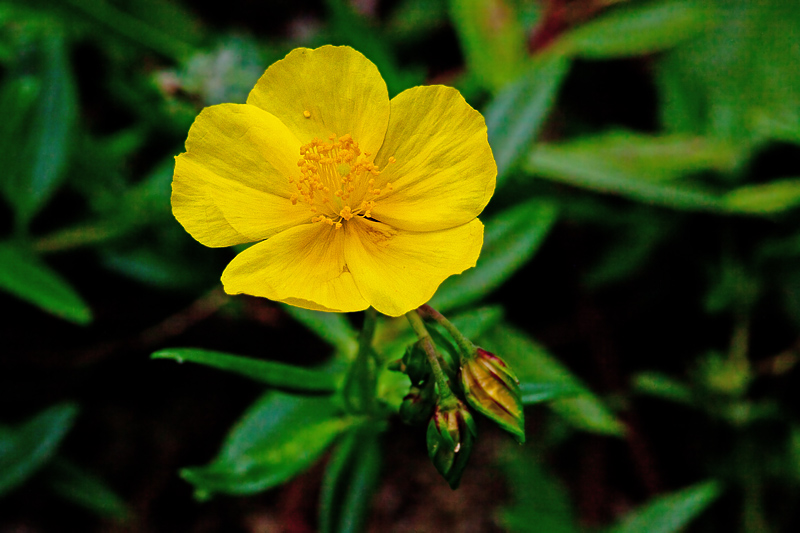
[2, 0, 800, 531]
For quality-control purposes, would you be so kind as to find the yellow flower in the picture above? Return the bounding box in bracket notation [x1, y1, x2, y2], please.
[172, 46, 496, 316]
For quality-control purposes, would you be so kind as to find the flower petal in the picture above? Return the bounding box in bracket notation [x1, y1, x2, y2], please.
[344, 218, 484, 316]
[172, 103, 314, 247]
[371, 85, 496, 232]
[221, 223, 370, 313]
[247, 46, 390, 156]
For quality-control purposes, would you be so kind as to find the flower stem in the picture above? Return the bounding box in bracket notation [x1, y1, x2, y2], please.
[343, 307, 378, 414]
[406, 309, 456, 404]
[418, 304, 475, 358]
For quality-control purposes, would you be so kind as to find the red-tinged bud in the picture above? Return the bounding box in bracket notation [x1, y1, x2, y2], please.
[460, 347, 525, 443]
[400, 382, 436, 426]
[426, 400, 477, 489]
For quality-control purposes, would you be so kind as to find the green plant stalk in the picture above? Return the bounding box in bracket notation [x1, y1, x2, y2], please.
[418, 304, 475, 357]
[406, 310, 456, 405]
[343, 307, 378, 414]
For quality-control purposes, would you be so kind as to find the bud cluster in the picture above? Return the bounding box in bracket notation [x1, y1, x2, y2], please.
[396, 306, 526, 488]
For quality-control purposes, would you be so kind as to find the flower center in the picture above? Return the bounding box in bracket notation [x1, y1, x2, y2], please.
[289, 133, 395, 229]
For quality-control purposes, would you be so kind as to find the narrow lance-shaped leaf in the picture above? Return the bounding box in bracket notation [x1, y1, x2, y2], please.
[0, 243, 92, 324]
[449, 0, 528, 92]
[526, 131, 739, 182]
[151, 349, 339, 392]
[554, 0, 711, 59]
[431, 199, 558, 312]
[47, 459, 131, 521]
[182, 392, 352, 497]
[525, 143, 724, 212]
[481, 325, 625, 436]
[526, 139, 800, 215]
[519, 382, 580, 405]
[499, 446, 581, 533]
[0, 76, 39, 213]
[633, 372, 694, 406]
[486, 52, 570, 185]
[0, 403, 79, 497]
[608, 480, 721, 533]
[17, 31, 77, 228]
[721, 179, 800, 215]
[319, 425, 383, 533]
[64, 0, 195, 60]
[449, 305, 504, 340]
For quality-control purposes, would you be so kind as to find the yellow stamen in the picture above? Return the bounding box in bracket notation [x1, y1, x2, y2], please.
[288, 133, 396, 227]
[303, 110, 311, 118]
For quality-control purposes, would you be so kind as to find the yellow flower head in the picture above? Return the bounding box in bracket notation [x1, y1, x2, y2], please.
[172, 46, 496, 317]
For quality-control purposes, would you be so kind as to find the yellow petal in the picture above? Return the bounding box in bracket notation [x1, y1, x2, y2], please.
[172, 104, 312, 247]
[371, 85, 496, 232]
[247, 46, 390, 156]
[344, 218, 484, 316]
[221, 223, 370, 313]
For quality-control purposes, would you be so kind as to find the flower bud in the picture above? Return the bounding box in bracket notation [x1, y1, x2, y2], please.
[426, 400, 477, 489]
[402, 341, 431, 386]
[460, 347, 525, 443]
[400, 380, 436, 426]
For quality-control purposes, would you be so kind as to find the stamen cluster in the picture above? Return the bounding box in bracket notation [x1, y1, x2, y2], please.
[289, 133, 395, 229]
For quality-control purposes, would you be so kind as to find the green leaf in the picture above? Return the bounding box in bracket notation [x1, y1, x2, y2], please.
[0, 76, 40, 210]
[633, 372, 694, 406]
[555, 0, 710, 58]
[654, 51, 706, 134]
[659, 0, 800, 144]
[182, 392, 352, 497]
[47, 459, 131, 520]
[63, 0, 195, 60]
[520, 382, 580, 405]
[25, 32, 76, 223]
[431, 199, 558, 312]
[525, 141, 725, 212]
[151, 349, 339, 392]
[449, 0, 528, 92]
[281, 305, 359, 358]
[319, 425, 383, 533]
[499, 446, 580, 533]
[0, 243, 92, 324]
[722, 179, 800, 214]
[526, 134, 800, 215]
[342, 309, 378, 414]
[531, 131, 738, 182]
[0, 403, 79, 497]
[482, 325, 624, 436]
[608, 480, 721, 533]
[486, 52, 571, 185]
[2, 31, 77, 229]
[449, 305, 504, 339]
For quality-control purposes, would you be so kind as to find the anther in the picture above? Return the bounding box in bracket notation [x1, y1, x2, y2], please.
[303, 110, 311, 118]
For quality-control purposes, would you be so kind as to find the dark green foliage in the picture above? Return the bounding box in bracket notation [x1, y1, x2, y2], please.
[4, 0, 800, 531]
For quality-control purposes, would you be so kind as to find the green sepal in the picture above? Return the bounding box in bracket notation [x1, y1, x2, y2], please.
[399, 380, 436, 426]
[426, 400, 477, 489]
